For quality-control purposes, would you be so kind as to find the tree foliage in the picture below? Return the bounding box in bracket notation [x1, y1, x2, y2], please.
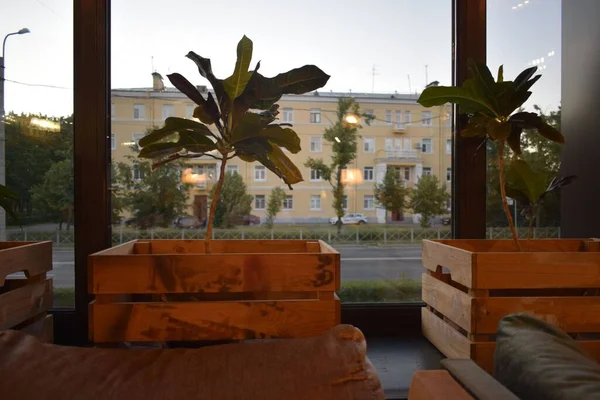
[265, 187, 286, 228]
[374, 168, 408, 219]
[209, 172, 252, 228]
[30, 159, 74, 230]
[305, 97, 372, 233]
[410, 175, 449, 228]
[112, 155, 191, 228]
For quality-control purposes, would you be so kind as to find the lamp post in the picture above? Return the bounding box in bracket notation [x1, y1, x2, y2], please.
[0, 28, 30, 241]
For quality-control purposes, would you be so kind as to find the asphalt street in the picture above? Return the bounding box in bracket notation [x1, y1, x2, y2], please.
[46, 245, 424, 288]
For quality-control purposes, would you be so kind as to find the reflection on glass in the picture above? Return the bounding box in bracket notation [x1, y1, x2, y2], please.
[1, 2, 74, 307]
[487, 0, 562, 235]
[111, 0, 452, 303]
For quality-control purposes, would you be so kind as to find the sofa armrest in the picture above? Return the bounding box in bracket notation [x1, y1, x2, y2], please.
[441, 359, 518, 400]
[408, 370, 474, 399]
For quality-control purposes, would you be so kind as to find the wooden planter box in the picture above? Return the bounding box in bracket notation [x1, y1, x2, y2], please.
[421, 239, 600, 373]
[88, 239, 340, 343]
[0, 241, 53, 342]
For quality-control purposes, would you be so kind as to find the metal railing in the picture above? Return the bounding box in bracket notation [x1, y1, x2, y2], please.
[6, 226, 561, 247]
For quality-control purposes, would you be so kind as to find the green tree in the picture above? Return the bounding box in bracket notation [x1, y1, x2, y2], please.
[374, 168, 408, 221]
[305, 97, 372, 233]
[210, 172, 253, 229]
[30, 159, 74, 230]
[113, 157, 191, 228]
[265, 187, 286, 228]
[410, 175, 449, 228]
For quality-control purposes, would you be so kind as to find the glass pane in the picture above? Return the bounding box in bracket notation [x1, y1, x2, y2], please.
[1, 2, 74, 307]
[487, 0, 562, 239]
[111, 0, 452, 304]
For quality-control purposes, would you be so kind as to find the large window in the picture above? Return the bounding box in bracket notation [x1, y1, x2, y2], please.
[2, 1, 75, 307]
[310, 136, 322, 152]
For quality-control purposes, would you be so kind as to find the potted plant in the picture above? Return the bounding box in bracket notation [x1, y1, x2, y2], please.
[0, 184, 53, 341]
[415, 60, 599, 372]
[88, 36, 341, 344]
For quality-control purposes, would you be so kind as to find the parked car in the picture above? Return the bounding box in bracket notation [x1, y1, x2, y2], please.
[441, 217, 451, 226]
[174, 216, 205, 229]
[329, 213, 368, 225]
[235, 214, 261, 226]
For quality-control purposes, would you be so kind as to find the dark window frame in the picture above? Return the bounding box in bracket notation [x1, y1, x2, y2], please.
[60, 0, 486, 345]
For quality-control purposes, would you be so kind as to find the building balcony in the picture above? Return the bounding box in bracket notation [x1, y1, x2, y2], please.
[375, 149, 421, 164]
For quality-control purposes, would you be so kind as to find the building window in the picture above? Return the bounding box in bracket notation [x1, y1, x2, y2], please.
[422, 111, 432, 126]
[364, 195, 375, 210]
[310, 108, 321, 123]
[186, 105, 194, 119]
[282, 108, 293, 123]
[132, 133, 145, 146]
[446, 167, 452, 183]
[395, 110, 403, 129]
[404, 167, 410, 181]
[162, 104, 174, 120]
[310, 195, 321, 210]
[310, 136, 322, 152]
[227, 165, 239, 175]
[342, 195, 348, 210]
[363, 137, 375, 153]
[283, 195, 293, 210]
[254, 165, 266, 181]
[132, 164, 145, 180]
[365, 109, 375, 119]
[404, 110, 412, 125]
[310, 168, 322, 181]
[385, 138, 393, 151]
[423, 167, 432, 176]
[446, 139, 452, 154]
[111, 134, 116, 150]
[111, 103, 115, 119]
[421, 138, 433, 154]
[364, 166, 374, 181]
[133, 104, 145, 120]
[385, 110, 392, 124]
[255, 195, 266, 210]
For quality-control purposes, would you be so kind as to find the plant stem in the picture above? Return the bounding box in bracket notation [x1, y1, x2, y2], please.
[527, 215, 535, 251]
[498, 141, 521, 251]
[206, 156, 228, 253]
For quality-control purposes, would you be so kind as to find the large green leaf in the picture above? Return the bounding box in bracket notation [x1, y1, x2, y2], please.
[506, 124, 523, 155]
[0, 184, 19, 223]
[139, 118, 213, 147]
[497, 65, 504, 83]
[509, 112, 564, 143]
[266, 145, 303, 185]
[0, 184, 19, 201]
[236, 65, 330, 112]
[256, 125, 301, 153]
[139, 142, 183, 159]
[468, 60, 498, 112]
[506, 160, 547, 204]
[186, 51, 229, 112]
[222, 35, 253, 100]
[230, 113, 263, 143]
[178, 131, 218, 153]
[417, 85, 496, 116]
[231, 113, 301, 153]
[167, 73, 217, 125]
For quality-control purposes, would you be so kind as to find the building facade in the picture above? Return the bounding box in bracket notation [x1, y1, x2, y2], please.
[111, 79, 452, 224]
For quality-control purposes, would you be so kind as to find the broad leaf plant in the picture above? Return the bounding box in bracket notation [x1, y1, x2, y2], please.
[418, 60, 570, 251]
[138, 36, 329, 248]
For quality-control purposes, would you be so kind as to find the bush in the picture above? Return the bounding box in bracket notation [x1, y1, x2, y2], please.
[338, 279, 421, 302]
[53, 287, 75, 307]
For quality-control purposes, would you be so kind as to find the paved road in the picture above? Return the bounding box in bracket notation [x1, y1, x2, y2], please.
[46, 245, 424, 288]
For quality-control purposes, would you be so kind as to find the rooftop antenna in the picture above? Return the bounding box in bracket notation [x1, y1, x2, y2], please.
[425, 64, 429, 88]
[151, 56, 155, 73]
[407, 74, 412, 94]
[371, 64, 380, 93]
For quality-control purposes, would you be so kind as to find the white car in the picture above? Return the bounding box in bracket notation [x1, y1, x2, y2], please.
[329, 213, 368, 225]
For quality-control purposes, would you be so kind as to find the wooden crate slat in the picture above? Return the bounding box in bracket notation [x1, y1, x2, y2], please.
[0, 278, 53, 330]
[422, 307, 471, 359]
[421, 273, 472, 332]
[475, 252, 600, 289]
[141, 239, 317, 255]
[474, 296, 600, 334]
[434, 239, 588, 253]
[0, 242, 52, 286]
[90, 298, 339, 342]
[20, 314, 53, 343]
[422, 240, 474, 287]
[90, 253, 338, 294]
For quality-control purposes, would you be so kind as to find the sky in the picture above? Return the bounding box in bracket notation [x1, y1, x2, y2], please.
[1, 0, 561, 117]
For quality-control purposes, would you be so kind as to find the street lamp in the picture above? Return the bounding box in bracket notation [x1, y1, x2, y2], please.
[1, 28, 30, 240]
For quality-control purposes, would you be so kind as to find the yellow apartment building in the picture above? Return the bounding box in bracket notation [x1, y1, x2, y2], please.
[111, 75, 452, 224]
